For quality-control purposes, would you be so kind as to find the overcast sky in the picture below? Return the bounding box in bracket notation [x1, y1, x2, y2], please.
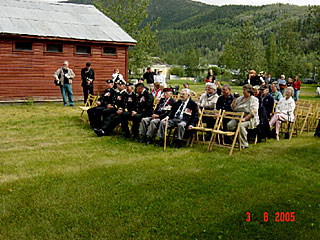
[193, 0, 320, 6]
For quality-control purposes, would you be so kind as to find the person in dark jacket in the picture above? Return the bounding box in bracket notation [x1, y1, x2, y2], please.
[315, 120, 320, 137]
[120, 83, 153, 139]
[256, 85, 274, 141]
[107, 82, 137, 136]
[81, 62, 95, 103]
[87, 79, 116, 129]
[94, 79, 127, 136]
[143, 67, 156, 90]
[216, 84, 234, 112]
[140, 88, 176, 145]
[157, 88, 199, 148]
[216, 84, 234, 131]
[247, 70, 263, 86]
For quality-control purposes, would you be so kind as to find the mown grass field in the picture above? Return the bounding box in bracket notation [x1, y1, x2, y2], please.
[0, 84, 320, 239]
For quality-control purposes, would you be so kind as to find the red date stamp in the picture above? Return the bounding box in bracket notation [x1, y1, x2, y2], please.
[246, 212, 295, 222]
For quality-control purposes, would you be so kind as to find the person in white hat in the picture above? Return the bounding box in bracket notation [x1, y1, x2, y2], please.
[153, 69, 166, 88]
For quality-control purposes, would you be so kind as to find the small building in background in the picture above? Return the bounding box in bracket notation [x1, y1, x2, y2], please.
[0, 0, 136, 102]
[137, 57, 172, 80]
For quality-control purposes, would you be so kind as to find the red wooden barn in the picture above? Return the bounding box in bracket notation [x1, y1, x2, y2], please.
[0, 0, 136, 102]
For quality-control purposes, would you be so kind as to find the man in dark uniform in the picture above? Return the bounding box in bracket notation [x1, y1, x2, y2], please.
[157, 88, 198, 148]
[87, 79, 116, 129]
[94, 79, 127, 136]
[81, 62, 95, 103]
[101, 79, 125, 123]
[140, 88, 176, 145]
[120, 83, 153, 139]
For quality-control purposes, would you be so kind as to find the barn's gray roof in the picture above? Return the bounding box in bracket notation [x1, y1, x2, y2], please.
[0, 0, 136, 43]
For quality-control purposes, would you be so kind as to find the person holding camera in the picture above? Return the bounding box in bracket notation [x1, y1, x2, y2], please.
[81, 62, 95, 104]
[54, 61, 75, 106]
[216, 84, 234, 112]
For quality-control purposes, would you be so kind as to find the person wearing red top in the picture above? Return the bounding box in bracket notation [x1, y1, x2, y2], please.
[292, 76, 301, 101]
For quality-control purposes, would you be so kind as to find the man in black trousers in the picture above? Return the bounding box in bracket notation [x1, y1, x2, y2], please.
[94, 79, 127, 137]
[81, 62, 95, 103]
[87, 79, 116, 129]
[120, 83, 153, 139]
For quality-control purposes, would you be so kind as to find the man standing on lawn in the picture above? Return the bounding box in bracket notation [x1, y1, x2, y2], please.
[54, 60, 75, 106]
[81, 62, 95, 104]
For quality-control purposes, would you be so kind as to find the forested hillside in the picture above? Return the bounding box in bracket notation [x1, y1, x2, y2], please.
[67, 0, 318, 78]
[146, 0, 313, 64]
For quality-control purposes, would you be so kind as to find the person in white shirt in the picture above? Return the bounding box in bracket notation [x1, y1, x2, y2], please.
[112, 68, 124, 82]
[269, 87, 295, 141]
[153, 70, 166, 88]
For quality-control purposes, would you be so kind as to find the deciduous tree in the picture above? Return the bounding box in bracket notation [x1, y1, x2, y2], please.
[94, 0, 159, 73]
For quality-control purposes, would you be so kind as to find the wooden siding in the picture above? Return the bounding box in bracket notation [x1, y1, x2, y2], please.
[0, 37, 129, 101]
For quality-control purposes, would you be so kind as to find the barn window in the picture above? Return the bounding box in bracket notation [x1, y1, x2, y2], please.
[76, 45, 91, 54]
[15, 41, 33, 51]
[103, 47, 117, 55]
[46, 43, 63, 53]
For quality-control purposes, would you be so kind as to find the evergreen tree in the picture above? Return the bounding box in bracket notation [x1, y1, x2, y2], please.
[265, 33, 277, 75]
[182, 46, 200, 77]
[275, 20, 302, 78]
[220, 21, 265, 79]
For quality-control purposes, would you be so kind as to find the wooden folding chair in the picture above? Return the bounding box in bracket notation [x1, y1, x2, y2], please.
[309, 102, 319, 130]
[153, 98, 161, 110]
[311, 106, 320, 130]
[191, 95, 200, 103]
[189, 109, 221, 147]
[279, 107, 298, 140]
[79, 94, 97, 122]
[297, 99, 311, 105]
[295, 102, 312, 134]
[270, 101, 277, 118]
[208, 110, 244, 156]
[163, 108, 202, 151]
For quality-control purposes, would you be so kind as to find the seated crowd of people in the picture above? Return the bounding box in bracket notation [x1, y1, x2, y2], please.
[86, 69, 303, 149]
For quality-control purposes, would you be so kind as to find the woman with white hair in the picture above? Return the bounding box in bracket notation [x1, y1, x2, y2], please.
[269, 87, 295, 141]
[199, 83, 219, 110]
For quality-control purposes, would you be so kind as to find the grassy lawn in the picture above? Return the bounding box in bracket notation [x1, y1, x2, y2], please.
[1, 86, 320, 239]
